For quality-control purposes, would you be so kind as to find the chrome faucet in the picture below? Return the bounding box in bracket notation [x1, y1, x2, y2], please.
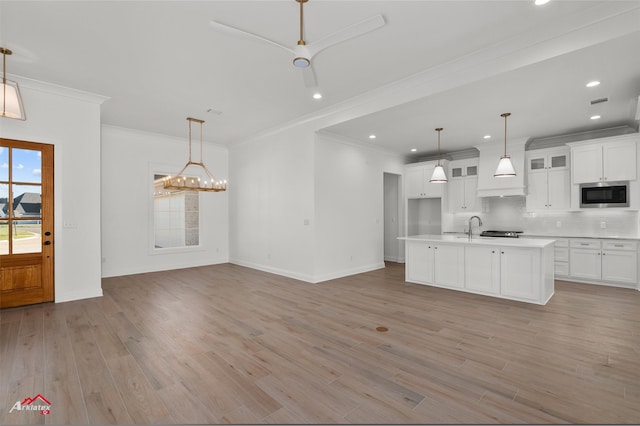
[468, 215, 483, 240]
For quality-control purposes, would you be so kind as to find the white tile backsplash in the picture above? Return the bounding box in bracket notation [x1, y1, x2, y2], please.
[444, 196, 639, 238]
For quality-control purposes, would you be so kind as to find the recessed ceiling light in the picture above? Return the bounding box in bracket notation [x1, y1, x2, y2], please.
[483, 135, 491, 139]
[369, 134, 376, 139]
[534, 0, 550, 5]
[590, 115, 601, 120]
[586, 81, 600, 88]
[410, 148, 417, 152]
[312, 93, 322, 100]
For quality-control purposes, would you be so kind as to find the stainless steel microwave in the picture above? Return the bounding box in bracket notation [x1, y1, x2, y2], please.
[580, 181, 629, 208]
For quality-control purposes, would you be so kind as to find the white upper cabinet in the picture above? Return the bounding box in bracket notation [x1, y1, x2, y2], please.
[447, 159, 481, 212]
[569, 135, 637, 184]
[525, 147, 570, 211]
[405, 161, 445, 198]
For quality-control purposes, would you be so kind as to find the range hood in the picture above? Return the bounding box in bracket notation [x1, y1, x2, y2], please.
[475, 138, 528, 198]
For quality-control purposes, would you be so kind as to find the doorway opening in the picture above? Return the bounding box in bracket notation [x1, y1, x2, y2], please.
[383, 172, 403, 263]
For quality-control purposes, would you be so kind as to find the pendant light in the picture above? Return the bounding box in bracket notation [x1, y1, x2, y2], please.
[494, 112, 516, 177]
[430, 127, 447, 183]
[163, 117, 227, 192]
[0, 47, 26, 120]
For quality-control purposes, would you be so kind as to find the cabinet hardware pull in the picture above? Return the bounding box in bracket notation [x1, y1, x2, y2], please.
[580, 243, 589, 246]
[614, 244, 624, 247]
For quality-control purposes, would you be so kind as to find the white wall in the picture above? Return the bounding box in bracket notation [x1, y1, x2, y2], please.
[0, 78, 105, 303]
[228, 127, 316, 281]
[314, 133, 404, 281]
[101, 126, 228, 277]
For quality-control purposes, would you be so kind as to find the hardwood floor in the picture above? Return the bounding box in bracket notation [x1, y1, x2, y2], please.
[1, 262, 639, 424]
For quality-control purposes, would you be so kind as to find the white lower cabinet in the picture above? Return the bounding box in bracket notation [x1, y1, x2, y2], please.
[554, 238, 569, 278]
[405, 241, 434, 284]
[433, 245, 465, 289]
[405, 241, 464, 288]
[569, 239, 637, 288]
[500, 247, 541, 301]
[464, 245, 542, 301]
[404, 240, 553, 304]
[464, 245, 500, 295]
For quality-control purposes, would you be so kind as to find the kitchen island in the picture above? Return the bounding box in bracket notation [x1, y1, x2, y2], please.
[399, 234, 555, 305]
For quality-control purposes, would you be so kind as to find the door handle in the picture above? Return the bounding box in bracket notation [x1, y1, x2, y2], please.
[44, 231, 51, 236]
[44, 241, 52, 246]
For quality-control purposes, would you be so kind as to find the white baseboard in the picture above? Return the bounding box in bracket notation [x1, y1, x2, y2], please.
[229, 259, 316, 283]
[229, 259, 386, 284]
[55, 287, 103, 303]
[101, 257, 229, 278]
[312, 262, 386, 283]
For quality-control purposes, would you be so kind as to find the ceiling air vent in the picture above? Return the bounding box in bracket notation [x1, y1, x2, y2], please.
[590, 97, 609, 105]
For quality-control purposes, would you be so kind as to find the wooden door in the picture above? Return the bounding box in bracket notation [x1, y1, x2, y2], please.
[0, 139, 54, 308]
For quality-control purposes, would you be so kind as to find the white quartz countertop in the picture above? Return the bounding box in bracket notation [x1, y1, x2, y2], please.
[399, 234, 555, 248]
[521, 233, 640, 241]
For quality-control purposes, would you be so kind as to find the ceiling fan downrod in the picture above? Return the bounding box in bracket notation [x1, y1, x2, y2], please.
[293, 0, 311, 68]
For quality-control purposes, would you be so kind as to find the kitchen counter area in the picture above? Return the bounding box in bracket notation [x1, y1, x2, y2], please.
[398, 235, 555, 305]
[402, 234, 556, 247]
[521, 233, 640, 240]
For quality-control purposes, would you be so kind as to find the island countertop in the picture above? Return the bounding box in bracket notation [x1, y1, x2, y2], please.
[399, 234, 555, 248]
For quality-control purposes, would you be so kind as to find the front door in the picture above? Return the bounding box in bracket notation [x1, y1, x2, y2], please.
[0, 139, 54, 308]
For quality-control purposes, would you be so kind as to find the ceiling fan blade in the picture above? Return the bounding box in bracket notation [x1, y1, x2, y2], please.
[301, 65, 317, 88]
[306, 14, 385, 59]
[209, 20, 295, 54]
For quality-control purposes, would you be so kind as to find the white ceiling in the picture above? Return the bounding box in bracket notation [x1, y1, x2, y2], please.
[1, 1, 639, 157]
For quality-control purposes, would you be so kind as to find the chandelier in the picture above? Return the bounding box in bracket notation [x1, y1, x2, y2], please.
[163, 117, 227, 192]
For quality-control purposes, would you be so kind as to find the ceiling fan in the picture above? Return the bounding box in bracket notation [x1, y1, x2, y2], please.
[210, 0, 385, 88]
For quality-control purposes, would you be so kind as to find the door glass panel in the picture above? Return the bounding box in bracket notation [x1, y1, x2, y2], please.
[530, 158, 545, 170]
[0, 146, 7, 181]
[12, 148, 42, 183]
[12, 184, 42, 218]
[12, 221, 41, 254]
[551, 155, 566, 168]
[0, 183, 7, 218]
[466, 165, 478, 176]
[451, 167, 463, 178]
[0, 220, 8, 255]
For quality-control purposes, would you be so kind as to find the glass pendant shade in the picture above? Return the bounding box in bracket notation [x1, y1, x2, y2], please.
[494, 112, 515, 177]
[494, 155, 516, 177]
[429, 127, 448, 183]
[1, 48, 26, 120]
[430, 164, 448, 183]
[1, 80, 25, 120]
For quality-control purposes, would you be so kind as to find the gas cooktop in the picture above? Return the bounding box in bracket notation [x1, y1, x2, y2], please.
[480, 230, 523, 238]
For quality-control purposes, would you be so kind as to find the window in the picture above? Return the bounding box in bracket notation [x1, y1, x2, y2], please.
[0, 146, 43, 255]
[153, 174, 199, 249]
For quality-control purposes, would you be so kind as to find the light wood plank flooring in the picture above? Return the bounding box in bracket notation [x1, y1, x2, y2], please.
[1, 262, 639, 424]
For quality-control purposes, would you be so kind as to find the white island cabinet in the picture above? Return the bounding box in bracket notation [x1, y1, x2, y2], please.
[399, 235, 555, 305]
